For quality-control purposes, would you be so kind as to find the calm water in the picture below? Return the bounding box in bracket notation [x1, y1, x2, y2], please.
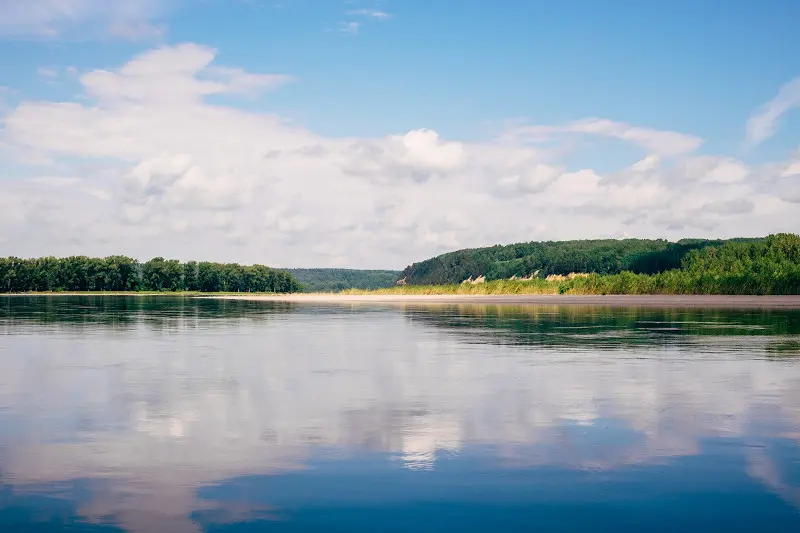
[1, 296, 800, 532]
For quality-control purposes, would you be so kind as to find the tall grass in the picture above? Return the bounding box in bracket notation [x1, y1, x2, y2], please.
[342, 270, 800, 296]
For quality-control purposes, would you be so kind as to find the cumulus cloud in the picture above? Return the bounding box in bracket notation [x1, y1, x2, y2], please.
[0, 0, 168, 39]
[773, 179, 800, 204]
[75, 44, 293, 105]
[342, 129, 465, 183]
[630, 154, 660, 173]
[680, 156, 750, 184]
[746, 77, 800, 148]
[1, 43, 798, 268]
[782, 160, 800, 178]
[495, 164, 562, 196]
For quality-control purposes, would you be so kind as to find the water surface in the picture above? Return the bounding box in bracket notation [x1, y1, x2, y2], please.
[1, 296, 800, 532]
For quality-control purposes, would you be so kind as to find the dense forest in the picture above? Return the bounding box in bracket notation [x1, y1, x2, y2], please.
[400, 237, 763, 285]
[0, 256, 301, 293]
[283, 269, 401, 292]
[356, 234, 800, 295]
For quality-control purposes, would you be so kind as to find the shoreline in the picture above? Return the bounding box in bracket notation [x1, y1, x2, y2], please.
[211, 294, 800, 309]
[3, 292, 800, 308]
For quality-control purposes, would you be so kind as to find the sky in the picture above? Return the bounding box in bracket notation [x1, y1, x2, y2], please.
[0, 0, 799, 269]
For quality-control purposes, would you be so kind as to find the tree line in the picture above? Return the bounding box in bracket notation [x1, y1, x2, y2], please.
[283, 268, 401, 292]
[0, 256, 301, 293]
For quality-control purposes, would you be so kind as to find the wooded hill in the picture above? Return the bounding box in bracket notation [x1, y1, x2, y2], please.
[384, 234, 800, 295]
[400, 237, 765, 285]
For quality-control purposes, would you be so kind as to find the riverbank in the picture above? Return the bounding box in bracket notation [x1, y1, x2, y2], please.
[0, 292, 279, 297]
[213, 294, 800, 309]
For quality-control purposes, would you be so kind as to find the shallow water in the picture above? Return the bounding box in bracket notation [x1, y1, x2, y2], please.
[1, 296, 800, 532]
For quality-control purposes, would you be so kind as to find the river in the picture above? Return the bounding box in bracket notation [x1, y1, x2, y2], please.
[1, 296, 799, 532]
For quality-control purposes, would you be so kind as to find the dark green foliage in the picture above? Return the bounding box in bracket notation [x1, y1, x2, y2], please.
[183, 261, 200, 291]
[541, 234, 800, 295]
[284, 268, 402, 292]
[675, 233, 800, 295]
[0, 256, 300, 293]
[198, 261, 221, 292]
[402, 237, 766, 285]
[627, 238, 762, 273]
[141, 257, 183, 291]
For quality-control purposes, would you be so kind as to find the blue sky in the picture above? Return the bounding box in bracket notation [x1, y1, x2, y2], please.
[0, 0, 799, 267]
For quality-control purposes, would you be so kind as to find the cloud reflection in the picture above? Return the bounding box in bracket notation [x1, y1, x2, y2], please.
[0, 298, 799, 531]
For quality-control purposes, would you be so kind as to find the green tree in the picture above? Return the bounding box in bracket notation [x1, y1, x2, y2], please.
[183, 261, 199, 291]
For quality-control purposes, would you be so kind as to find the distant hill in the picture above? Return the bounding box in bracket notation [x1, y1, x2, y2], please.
[399, 237, 764, 285]
[283, 268, 401, 292]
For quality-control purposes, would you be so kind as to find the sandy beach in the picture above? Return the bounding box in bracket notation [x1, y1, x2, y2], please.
[212, 294, 800, 309]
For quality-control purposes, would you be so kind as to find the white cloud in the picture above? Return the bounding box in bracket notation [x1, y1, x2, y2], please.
[347, 9, 392, 19]
[681, 156, 750, 184]
[547, 169, 601, 198]
[1, 43, 798, 268]
[0, 0, 168, 40]
[782, 161, 800, 178]
[205, 66, 294, 96]
[746, 77, 800, 148]
[339, 7, 392, 34]
[107, 20, 165, 40]
[504, 118, 703, 156]
[568, 119, 703, 155]
[702, 199, 755, 215]
[495, 164, 562, 195]
[73, 44, 292, 105]
[630, 154, 660, 173]
[342, 129, 466, 183]
[25, 176, 81, 186]
[37, 67, 59, 79]
[339, 21, 361, 34]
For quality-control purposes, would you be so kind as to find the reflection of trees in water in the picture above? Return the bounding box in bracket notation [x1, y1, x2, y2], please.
[0, 296, 299, 332]
[766, 340, 800, 357]
[403, 304, 800, 352]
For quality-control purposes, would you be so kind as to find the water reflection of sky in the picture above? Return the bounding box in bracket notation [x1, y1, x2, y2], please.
[0, 297, 800, 532]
